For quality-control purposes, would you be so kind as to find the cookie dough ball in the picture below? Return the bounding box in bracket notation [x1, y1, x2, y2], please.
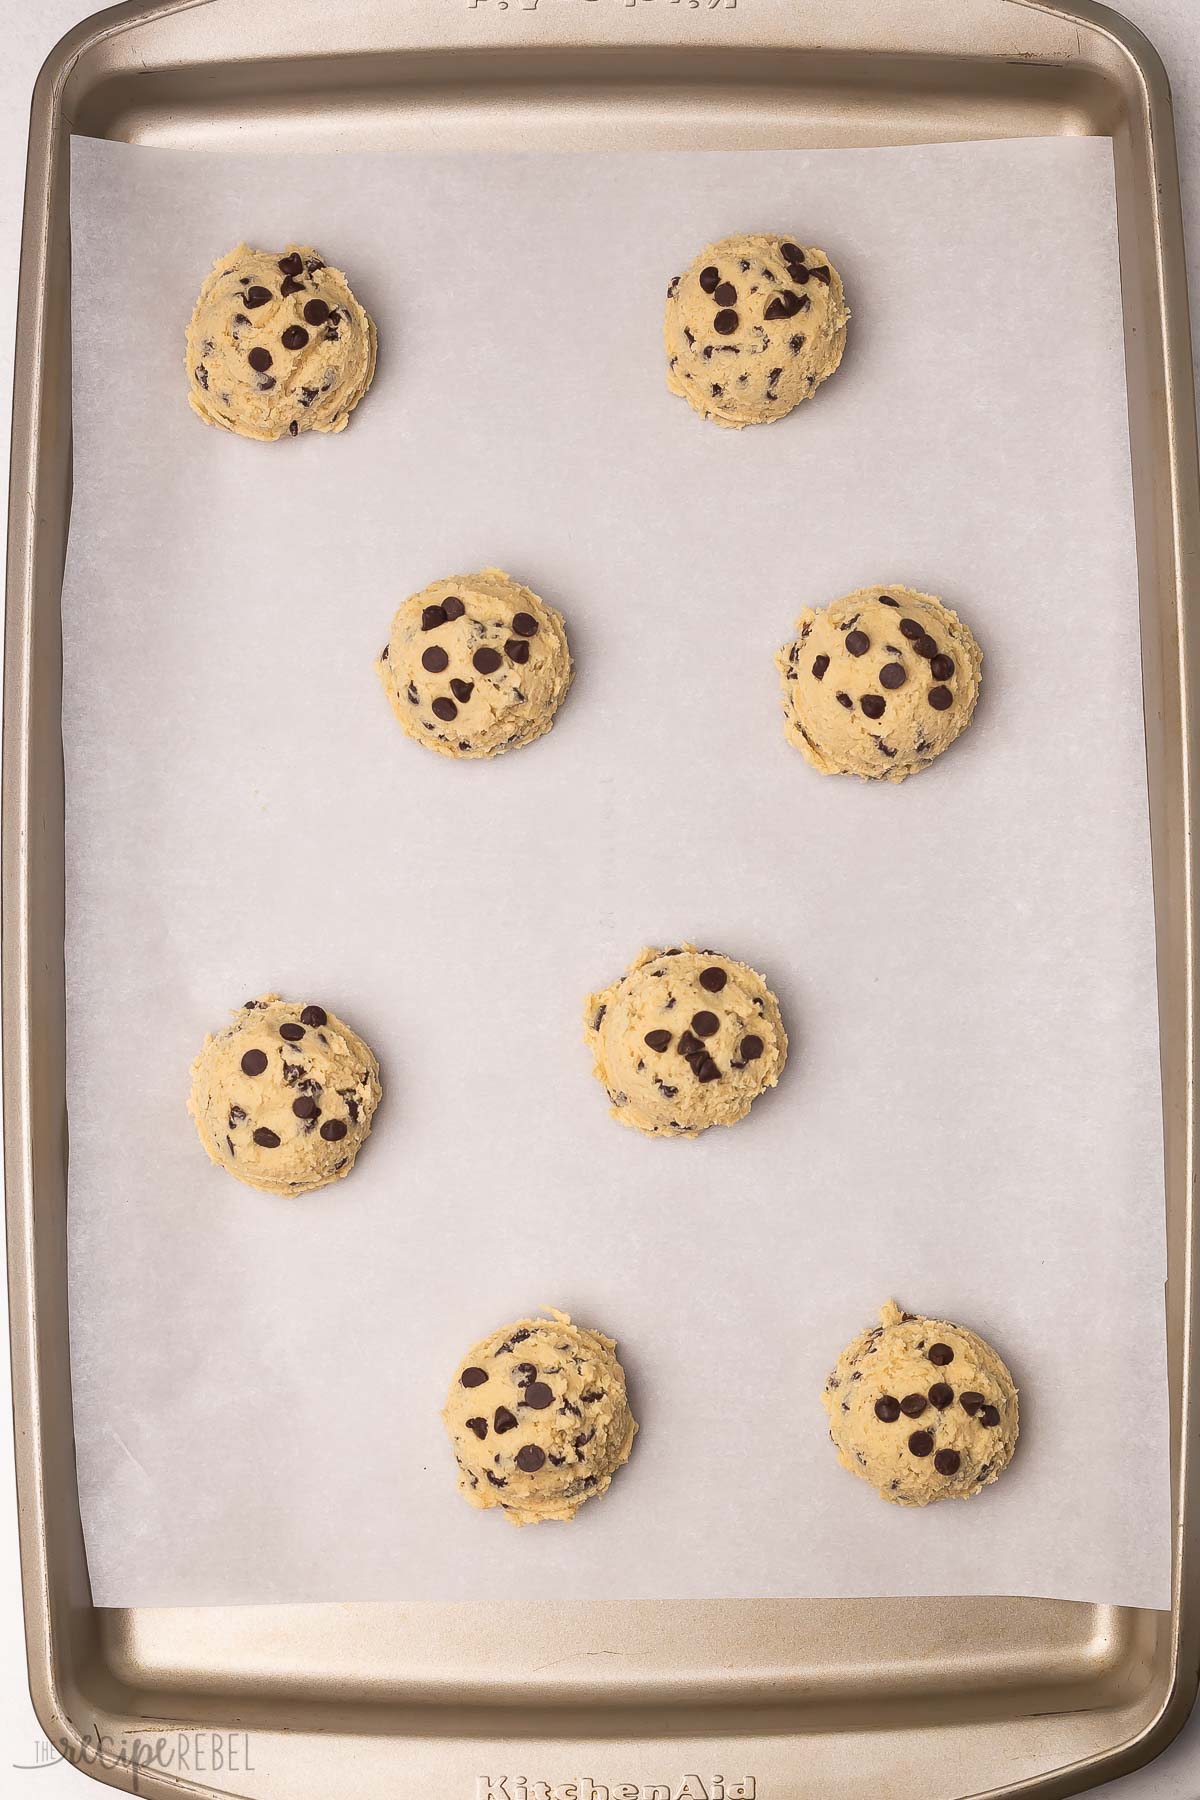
[377, 568, 573, 760]
[185, 243, 376, 441]
[584, 945, 787, 1138]
[777, 585, 982, 782]
[665, 233, 849, 428]
[444, 1311, 637, 1525]
[823, 1300, 1019, 1506]
[188, 995, 381, 1195]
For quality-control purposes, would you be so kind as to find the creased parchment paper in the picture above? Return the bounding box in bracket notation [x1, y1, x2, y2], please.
[64, 135, 1169, 1609]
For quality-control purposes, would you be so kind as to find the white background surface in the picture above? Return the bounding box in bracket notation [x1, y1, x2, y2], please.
[62, 133, 1170, 1614]
[3, 0, 1200, 1789]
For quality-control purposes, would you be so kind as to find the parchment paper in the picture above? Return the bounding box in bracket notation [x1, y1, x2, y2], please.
[63, 134, 1170, 1610]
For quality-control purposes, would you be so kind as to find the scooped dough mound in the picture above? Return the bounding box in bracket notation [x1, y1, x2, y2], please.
[185, 242, 375, 441]
[188, 994, 381, 1195]
[823, 1300, 1019, 1505]
[584, 944, 787, 1137]
[665, 232, 849, 427]
[377, 568, 572, 759]
[443, 1311, 636, 1525]
[777, 585, 982, 781]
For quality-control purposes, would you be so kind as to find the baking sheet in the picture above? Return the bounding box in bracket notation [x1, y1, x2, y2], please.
[63, 133, 1170, 1611]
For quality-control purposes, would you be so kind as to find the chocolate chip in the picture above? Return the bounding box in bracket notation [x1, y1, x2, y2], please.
[473, 647, 503, 675]
[494, 1407, 517, 1434]
[739, 1034, 764, 1061]
[764, 291, 802, 320]
[252, 1127, 280, 1148]
[259, 377, 277, 393]
[860, 694, 886, 720]
[934, 1449, 961, 1476]
[930, 654, 955, 681]
[505, 639, 530, 665]
[677, 1030, 704, 1056]
[874, 1396, 900, 1422]
[514, 1363, 537, 1386]
[913, 635, 937, 660]
[713, 308, 739, 335]
[320, 1119, 347, 1142]
[928, 686, 953, 711]
[278, 252, 303, 277]
[845, 630, 869, 657]
[836, 691, 852, 709]
[695, 1055, 721, 1083]
[292, 1096, 318, 1119]
[524, 1382, 553, 1409]
[698, 265, 720, 293]
[485, 1472, 506, 1488]
[699, 967, 727, 992]
[959, 1392, 985, 1415]
[516, 1444, 546, 1473]
[244, 286, 271, 308]
[195, 364, 209, 389]
[432, 697, 458, 721]
[929, 1383, 954, 1410]
[879, 594, 899, 607]
[980, 1405, 1001, 1428]
[240, 1049, 268, 1076]
[466, 1417, 487, 1440]
[281, 325, 309, 351]
[713, 281, 737, 305]
[279, 1023, 305, 1043]
[441, 596, 465, 620]
[691, 1010, 719, 1038]
[812, 653, 830, 680]
[422, 646, 449, 673]
[810, 265, 832, 284]
[461, 1366, 488, 1388]
[899, 618, 924, 640]
[644, 1029, 672, 1051]
[421, 605, 447, 631]
[450, 678, 474, 703]
[908, 1430, 934, 1457]
[781, 241, 804, 262]
[928, 1343, 954, 1365]
[247, 346, 272, 372]
[300, 1005, 327, 1027]
[302, 298, 329, 326]
[511, 612, 538, 637]
[900, 1394, 927, 1418]
[879, 663, 906, 690]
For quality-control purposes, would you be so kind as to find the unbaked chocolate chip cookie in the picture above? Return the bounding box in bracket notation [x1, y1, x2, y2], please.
[665, 232, 849, 427]
[188, 994, 381, 1194]
[584, 944, 787, 1137]
[185, 243, 376, 441]
[444, 1311, 637, 1525]
[823, 1300, 1019, 1505]
[376, 568, 573, 759]
[777, 584, 983, 781]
